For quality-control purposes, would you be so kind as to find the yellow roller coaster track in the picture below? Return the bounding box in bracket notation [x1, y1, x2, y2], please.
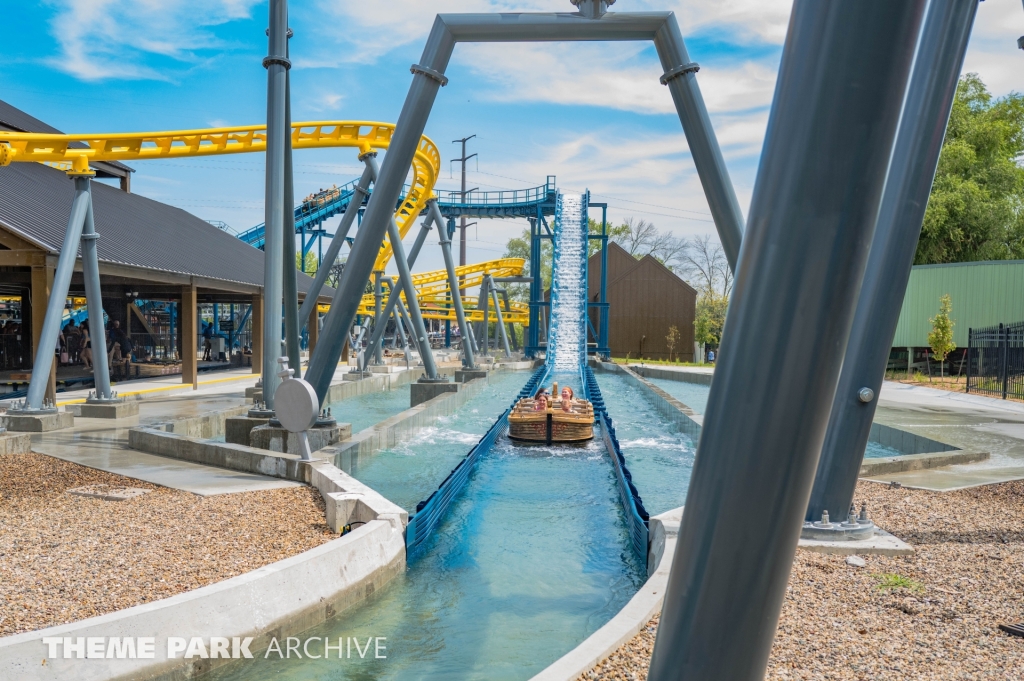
[0, 122, 530, 322]
[0, 121, 439, 272]
[355, 258, 529, 323]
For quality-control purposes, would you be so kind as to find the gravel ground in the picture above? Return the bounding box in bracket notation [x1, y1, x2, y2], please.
[580, 479, 1024, 680]
[0, 453, 333, 637]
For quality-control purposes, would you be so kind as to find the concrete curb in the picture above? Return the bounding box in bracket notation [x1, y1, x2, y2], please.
[0, 520, 405, 681]
[529, 507, 682, 681]
[0, 431, 32, 454]
[595, 361, 703, 438]
[329, 375, 494, 472]
[859, 449, 989, 477]
[628, 364, 713, 385]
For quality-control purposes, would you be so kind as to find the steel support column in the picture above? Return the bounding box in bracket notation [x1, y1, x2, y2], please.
[358, 211, 433, 373]
[23, 175, 91, 410]
[647, 2, 925, 679]
[805, 0, 979, 525]
[477, 275, 490, 356]
[489, 277, 511, 357]
[297, 161, 374, 327]
[372, 271, 384, 365]
[282, 63, 302, 377]
[80, 181, 112, 399]
[385, 218, 438, 379]
[261, 0, 289, 410]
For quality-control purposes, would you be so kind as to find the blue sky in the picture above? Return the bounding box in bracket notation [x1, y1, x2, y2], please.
[3, 0, 1023, 276]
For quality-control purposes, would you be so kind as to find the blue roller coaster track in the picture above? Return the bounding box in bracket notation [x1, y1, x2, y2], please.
[236, 175, 558, 249]
[236, 173, 609, 357]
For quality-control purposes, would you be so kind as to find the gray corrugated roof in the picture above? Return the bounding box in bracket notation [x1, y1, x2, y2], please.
[0, 98, 132, 178]
[0, 161, 327, 295]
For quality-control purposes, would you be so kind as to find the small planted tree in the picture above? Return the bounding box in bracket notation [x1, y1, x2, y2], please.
[928, 294, 956, 378]
[666, 325, 680, 362]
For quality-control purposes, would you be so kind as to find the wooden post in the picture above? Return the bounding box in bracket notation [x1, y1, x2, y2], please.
[31, 262, 57, 404]
[307, 300, 319, 357]
[182, 283, 198, 389]
[251, 292, 263, 375]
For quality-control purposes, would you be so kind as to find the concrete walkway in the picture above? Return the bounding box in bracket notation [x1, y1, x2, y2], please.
[867, 381, 1024, 490]
[6, 364, 348, 496]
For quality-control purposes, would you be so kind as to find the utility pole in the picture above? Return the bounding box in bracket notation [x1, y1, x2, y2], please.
[451, 135, 477, 268]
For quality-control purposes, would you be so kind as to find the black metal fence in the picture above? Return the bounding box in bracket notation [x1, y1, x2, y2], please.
[967, 321, 1024, 400]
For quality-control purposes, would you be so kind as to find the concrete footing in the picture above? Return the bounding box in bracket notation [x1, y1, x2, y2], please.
[225, 415, 271, 446]
[410, 381, 459, 407]
[798, 526, 913, 557]
[370, 365, 400, 374]
[0, 431, 32, 454]
[1, 410, 74, 432]
[74, 400, 140, 419]
[342, 371, 372, 382]
[244, 385, 261, 399]
[250, 423, 351, 455]
[455, 369, 489, 383]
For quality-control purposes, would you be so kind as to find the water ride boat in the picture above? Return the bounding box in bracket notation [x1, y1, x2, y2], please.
[508, 381, 594, 443]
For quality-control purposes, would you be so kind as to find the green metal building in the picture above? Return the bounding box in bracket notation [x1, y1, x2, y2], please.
[892, 260, 1024, 349]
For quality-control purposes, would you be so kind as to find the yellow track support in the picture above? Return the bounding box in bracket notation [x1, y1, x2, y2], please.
[356, 257, 529, 323]
[0, 121, 440, 271]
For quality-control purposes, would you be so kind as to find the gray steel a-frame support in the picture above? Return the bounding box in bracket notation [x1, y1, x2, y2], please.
[296, 162, 373, 328]
[646, 2, 926, 679]
[359, 216, 435, 373]
[261, 0, 289, 409]
[488, 275, 512, 358]
[303, 4, 745, 404]
[476, 275, 491, 356]
[20, 174, 112, 411]
[429, 199, 476, 369]
[80, 182, 113, 401]
[805, 0, 980, 525]
[372, 271, 384, 365]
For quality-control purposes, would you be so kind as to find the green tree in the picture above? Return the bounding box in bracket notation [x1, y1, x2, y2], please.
[295, 251, 319, 274]
[503, 227, 551, 302]
[694, 291, 728, 350]
[927, 294, 956, 378]
[665, 325, 680, 362]
[586, 217, 631, 258]
[917, 74, 1024, 264]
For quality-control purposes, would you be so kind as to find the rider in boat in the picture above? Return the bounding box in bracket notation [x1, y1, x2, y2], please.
[559, 386, 575, 413]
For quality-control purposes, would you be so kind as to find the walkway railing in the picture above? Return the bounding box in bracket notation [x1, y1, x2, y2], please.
[967, 321, 1024, 400]
[405, 366, 548, 559]
[582, 364, 650, 565]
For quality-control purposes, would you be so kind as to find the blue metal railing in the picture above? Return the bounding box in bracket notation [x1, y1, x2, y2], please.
[405, 367, 548, 560]
[238, 177, 557, 248]
[435, 177, 556, 208]
[582, 365, 650, 565]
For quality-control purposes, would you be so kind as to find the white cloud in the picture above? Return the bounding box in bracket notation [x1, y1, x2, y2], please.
[661, 0, 793, 45]
[438, 125, 755, 241]
[43, 0, 261, 81]
[961, 0, 1024, 97]
[456, 42, 776, 117]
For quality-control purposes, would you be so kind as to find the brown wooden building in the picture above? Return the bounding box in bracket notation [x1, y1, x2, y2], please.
[587, 242, 697, 361]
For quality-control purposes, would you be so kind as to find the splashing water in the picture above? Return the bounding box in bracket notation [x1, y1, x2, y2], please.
[548, 193, 588, 371]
